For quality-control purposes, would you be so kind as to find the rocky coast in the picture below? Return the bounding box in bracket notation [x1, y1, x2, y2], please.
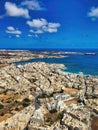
[0, 59, 97, 130]
[0, 50, 66, 64]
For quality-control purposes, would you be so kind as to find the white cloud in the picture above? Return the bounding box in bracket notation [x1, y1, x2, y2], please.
[27, 18, 47, 28]
[21, 0, 43, 10]
[28, 34, 32, 37]
[35, 29, 44, 34]
[0, 0, 45, 19]
[48, 23, 60, 28]
[6, 26, 22, 35]
[7, 26, 15, 31]
[16, 35, 20, 37]
[88, 7, 98, 19]
[43, 23, 60, 33]
[29, 29, 43, 34]
[27, 18, 60, 34]
[44, 28, 57, 33]
[35, 34, 38, 38]
[29, 29, 34, 33]
[29, 29, 44, 34]
[5, 2, 30, 18]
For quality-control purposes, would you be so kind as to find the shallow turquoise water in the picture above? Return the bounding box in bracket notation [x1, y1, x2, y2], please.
[16, 51, 98, 76]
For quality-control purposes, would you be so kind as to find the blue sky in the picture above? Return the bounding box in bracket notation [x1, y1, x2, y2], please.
[0, 0, 98, 49]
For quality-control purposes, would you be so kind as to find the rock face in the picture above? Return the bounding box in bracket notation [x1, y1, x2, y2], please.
[0, 62, 97, 130]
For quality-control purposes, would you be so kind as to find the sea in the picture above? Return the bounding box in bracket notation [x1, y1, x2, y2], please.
[15, 48, 98, 76]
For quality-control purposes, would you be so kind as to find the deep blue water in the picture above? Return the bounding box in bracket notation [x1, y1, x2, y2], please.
[15, 48, 98, 76]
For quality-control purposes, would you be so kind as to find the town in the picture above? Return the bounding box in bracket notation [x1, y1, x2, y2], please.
[0, 51, 97, 130]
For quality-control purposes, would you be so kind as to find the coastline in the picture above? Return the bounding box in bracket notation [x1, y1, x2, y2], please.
[0, 49, 98, 76]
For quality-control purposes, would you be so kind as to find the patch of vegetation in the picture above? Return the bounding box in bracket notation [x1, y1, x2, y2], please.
[50, 92, 57, 97]
[60, 89, 64, 93]
[23, 98, 30, 102]
[6, 99, 12, 103]
[38, 94, 49, 98]
[77, 98, 82, 103]
[68, 126, 73, 130]
[22, 102, 29, 107]
[4, 90, 8, 95]
[46, 117, 53, 124]
[0, 103, 4, 109]
[28, 78, 37, 83]
[49, 109, 57, 114]
[57, 112, 64, 120]
[13, 100, 20, 106]
[15, 107, 19, 111]
[1, 99, 4, 102]
[0, 112, 4, 116]
[22, 98, 30, 107]
[5, 123, 8, 126]
[14, 100, 19, 103]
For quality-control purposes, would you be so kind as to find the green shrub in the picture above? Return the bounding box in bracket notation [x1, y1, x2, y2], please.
[0, 104, 4, 109]
[49, 109, 57, 114]
[23, 98, 30, 103]
[22, 98, 30, 107]
[57, 112, 63, 120]
[38, 94, 48, 98]
[6, 99, 12, 103]
[46, 117, 53, 124]
[22, 102, 29, 107]
[15, 107, 19, 111]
